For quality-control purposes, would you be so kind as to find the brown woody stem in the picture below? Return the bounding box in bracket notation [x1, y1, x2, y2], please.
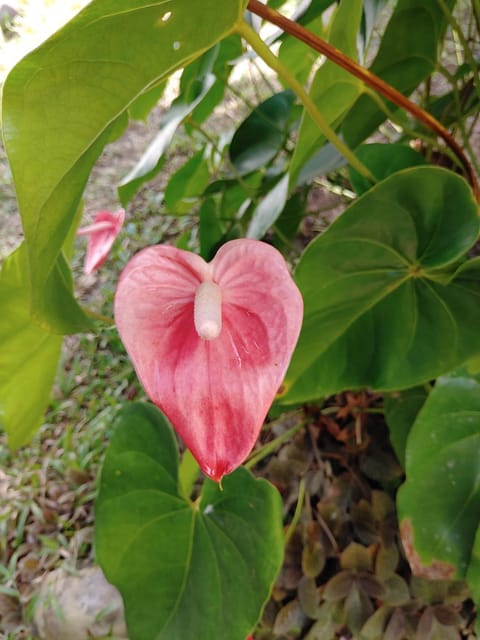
[247, 0, 480, 202]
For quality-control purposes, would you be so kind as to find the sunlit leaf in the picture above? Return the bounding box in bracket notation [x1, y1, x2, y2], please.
[118, 73, 216, 205]
[2, 0, 247, 332]
[0, 245, 62, 447]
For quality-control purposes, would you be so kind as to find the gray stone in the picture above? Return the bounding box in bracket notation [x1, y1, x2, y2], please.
[0, 4, 20, 37]
[33, 566, 128, 640]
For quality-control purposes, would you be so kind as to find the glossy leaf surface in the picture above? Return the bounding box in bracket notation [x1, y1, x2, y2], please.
[281, 168, 480, 403]
[2, 0, 247, 332]
[229, 90, 296, 175]
[397, 372, 480, 586]
[96, 403, 284, 640]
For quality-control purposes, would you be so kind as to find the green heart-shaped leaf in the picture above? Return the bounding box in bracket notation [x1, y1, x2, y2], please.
[95, 403, 284, 640]
[397, 372, 480, 592]
[2, 0, 247, 333]
[282, 167, 480, 403]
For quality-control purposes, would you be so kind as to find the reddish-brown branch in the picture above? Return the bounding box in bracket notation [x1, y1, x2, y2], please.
[247, 0, 480, 202]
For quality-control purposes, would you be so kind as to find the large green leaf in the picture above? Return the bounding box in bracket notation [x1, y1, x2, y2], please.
[0, 244, 62, 447]
[342, 0, 456, 147]
[397, 372, 480, 590]
[281, 167, 480, 403]
[2, 0, 247, 333]
[96, 403, 284, 640]
[289, 0, 363, 187]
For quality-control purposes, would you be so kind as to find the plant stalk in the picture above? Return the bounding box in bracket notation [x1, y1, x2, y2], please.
[284, 477, 305, 546]
[245, 419, 306, 470]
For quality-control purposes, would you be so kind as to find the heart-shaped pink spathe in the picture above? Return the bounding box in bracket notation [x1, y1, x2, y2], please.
[114, 239, 303, 481]
[77, 209, 125, 274]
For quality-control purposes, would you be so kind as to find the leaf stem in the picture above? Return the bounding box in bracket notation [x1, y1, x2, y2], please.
[284, 477, 305, 546]
[246, 0, 480, 202]
[234, 20, 376, 183]
[244, 418, 306, 470]
[84, 308, 114, 324]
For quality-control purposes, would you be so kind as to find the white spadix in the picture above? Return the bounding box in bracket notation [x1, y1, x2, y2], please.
[194, 281, 222, 340]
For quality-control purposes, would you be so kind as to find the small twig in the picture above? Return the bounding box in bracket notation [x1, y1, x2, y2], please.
[245, 417, 305, 469]
[284, 477, 305, 546]
[84, 309, 114, 324]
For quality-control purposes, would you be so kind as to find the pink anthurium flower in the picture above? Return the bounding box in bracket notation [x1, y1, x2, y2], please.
[114, 239, 303, 481]
[77, 209, 125, 274]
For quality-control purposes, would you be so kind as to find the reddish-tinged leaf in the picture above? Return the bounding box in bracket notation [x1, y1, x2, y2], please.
[77, 209, 125, 274]
[114, 239, 303, 480]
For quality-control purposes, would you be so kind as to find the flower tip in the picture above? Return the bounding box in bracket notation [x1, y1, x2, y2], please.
[197, 320, 222, 341]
